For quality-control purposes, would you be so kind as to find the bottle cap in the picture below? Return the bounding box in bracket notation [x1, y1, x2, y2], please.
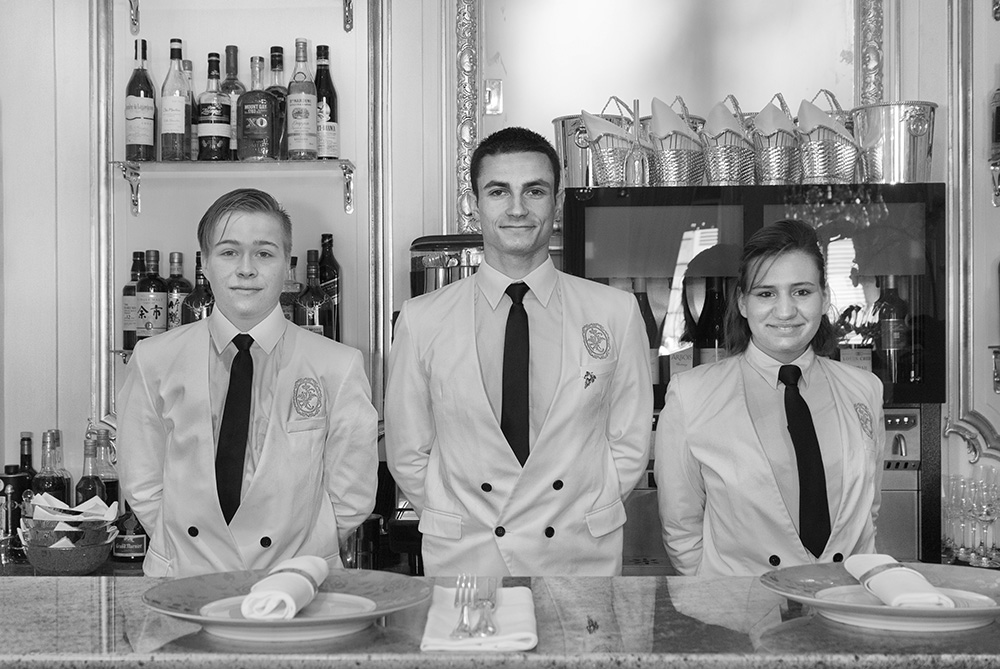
[4, 465, 19, 475]
[322, 233, 333, 244]
[307, 249, 319, 263]
[290, 256, 298, 268]
[20, 432, 31, 440]
[170, 251, 183, 264]
[145, 249, 159, 262]
[317, 45, 330, 60]
[270, 47, 284, 69]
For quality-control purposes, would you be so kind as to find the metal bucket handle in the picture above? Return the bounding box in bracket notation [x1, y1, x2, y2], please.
[809, 88, 845, 114]
[750, 92, 793, 141]
[723, 93, 752, 133]
[668, 95, 696, 129]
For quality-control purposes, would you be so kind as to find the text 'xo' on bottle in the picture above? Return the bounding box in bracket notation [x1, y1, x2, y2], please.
[198, 52, 231, 160]
[160, 38, 192, 161]
[125, 38, 156, 161]
[287, 38, 317, 160]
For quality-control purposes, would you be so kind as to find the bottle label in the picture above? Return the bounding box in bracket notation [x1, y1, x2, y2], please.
[320, 278, 339, 305]
[167, 292, 190, 330]
[317, 112, 339, 158]
[287, 92, 318, 151]
[241, 100, 272, 139]
[198, 101, 232, 137]
[696, 347, 728, 366]
[125, 96, 155, 146]
[881, 318, 907, 351]
[123, 294, 138, 331]
[839, 346, 873, 373]
[671, 347, 695, 374]
[228, 92, 241, 149]
[161, 95, 187, 135]
[136, 292, 167, 338]
[113, 533, 148, 558]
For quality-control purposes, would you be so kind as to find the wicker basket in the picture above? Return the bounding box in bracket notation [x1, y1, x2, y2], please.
[703, 131, 755, 186]
[754, 130, 802, 185]
[590, 135, 632, 187]
[799, 126, 860, 184]
[646, 96, 705, 186]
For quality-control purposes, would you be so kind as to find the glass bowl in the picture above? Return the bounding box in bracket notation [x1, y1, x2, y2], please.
[23, 542, 112, 575]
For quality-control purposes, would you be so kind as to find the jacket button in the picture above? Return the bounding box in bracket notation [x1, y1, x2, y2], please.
[552, 480, 564, 490]
[769, 555, 780, 567]
[833, 553, 844, 563]
[187, 526, 198, 537]
[544, 527, 555, 538]
[495, 526, 505, 537]
[481, 482, 492, 492]
[260, 536, 272, 548]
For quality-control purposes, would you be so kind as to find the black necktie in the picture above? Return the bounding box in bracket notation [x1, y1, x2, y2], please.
[778, 364, 831, 558]
[501, 283, 530, 466]
[216, 334, 254, 524]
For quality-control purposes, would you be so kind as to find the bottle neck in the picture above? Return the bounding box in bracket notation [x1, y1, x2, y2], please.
[195, 268, 207, 286]
[307, 265, 320, 286]
[40, 443, 56, 471]
[250, 63, 265, 91]
[170, 262, 183, 277]
[269, 68, 285, 88]
[147, 261, 160, 276]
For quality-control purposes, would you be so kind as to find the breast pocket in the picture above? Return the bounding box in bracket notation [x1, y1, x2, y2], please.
[579, 360, 617, 407]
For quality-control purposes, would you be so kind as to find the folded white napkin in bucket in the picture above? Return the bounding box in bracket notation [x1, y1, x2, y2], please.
[844, 554, 955, 608]
[240, 555, 330, 620]
[420, 584, 537, 652]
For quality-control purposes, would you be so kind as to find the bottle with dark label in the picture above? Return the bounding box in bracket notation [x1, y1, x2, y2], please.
[876, 274, 911, 384]
[318, 234, 341, 340]
[166, 252, 192, 331]
[198, 52, 231, 161]
[94, 429, 120, 508]
[123, 251, 144, 350]
[265, 46, 288, 159]
[295, 250, 331, 337]
[182, 251, 214, 324]
[694, 276, 727, 366]
[237, 56, 278, 161]
[286, 38, 317, 160]
[124, 38, 156, 161]
[632, 277, 659, 384]
[76, 438, 107, 506]
[160, 38, 191, 161]
[31, 432, 66, 504]
[137, 250, 168, 340]
[19, 432, 37, 484]
[280, 256, 302, 321]
[315, 44, 339, 160]
[113, 500, 148, 561]
[182, 59, 198, 161]
[220, 45, 246, 161]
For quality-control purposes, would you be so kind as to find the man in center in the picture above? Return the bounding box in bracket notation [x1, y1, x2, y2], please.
[385, 126, 652, 576]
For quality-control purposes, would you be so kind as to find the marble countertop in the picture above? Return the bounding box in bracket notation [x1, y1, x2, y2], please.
[3, 571, 1000, 668]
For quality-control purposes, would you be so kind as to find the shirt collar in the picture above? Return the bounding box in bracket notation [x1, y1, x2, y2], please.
[744, 340, 817, 390]
[209, 304, 287, 355]
[476, 257, 557, 310]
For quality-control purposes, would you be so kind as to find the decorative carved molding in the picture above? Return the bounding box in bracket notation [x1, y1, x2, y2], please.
[858, 0, 884, 105]
[455, 0, 479, 233]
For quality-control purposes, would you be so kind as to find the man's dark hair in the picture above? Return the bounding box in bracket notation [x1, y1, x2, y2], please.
[470, 126, 561, 196]
[197, 188, 292, 257]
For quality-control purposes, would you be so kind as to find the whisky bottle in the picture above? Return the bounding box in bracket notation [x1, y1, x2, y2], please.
[182, 58, 198, 161]
[287, 38, 317, 160]
[220, 45, 246, 160]
[136, 250, 168, 340]
[75, 438, 107, 506]
[295, 250, 331, 337]
[124, 38, 156, 161]
[122, 250, 144, 350]
[319, 234, 341, 340]
[160, 38, 191, 161]
[315, 45, 339, 160]
[166, 252, 192, 330]
[237, 55, 278, 161]
[198, 52, 231, 160]
[280, 256, 302, 321]
[181, 251, 214, 324]
[265, 46, 288, 159]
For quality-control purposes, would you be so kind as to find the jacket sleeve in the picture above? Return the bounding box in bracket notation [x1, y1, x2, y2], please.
[383, 302, 435, 517]
[116, 343, 166, 537]
[654, 374, 706, 575]
[323, 348, 379, 544]
[607, 299, 654, 498]
[869, 377, 886, 526]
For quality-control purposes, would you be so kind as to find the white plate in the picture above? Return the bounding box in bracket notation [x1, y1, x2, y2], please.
[143, 568, 431, 642]
[760, 562, 1000, 632]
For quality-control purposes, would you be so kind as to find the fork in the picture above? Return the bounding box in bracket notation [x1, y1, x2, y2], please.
[471, 576, 498, 637]
[450, 573, 476, 638]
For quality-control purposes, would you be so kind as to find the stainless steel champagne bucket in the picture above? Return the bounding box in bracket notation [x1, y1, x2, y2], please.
[552, 114, 634, 188]
[851, 101, 937, 183]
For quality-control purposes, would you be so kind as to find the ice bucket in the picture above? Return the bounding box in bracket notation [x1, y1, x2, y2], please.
[851, 101, 937, 183]
[552, 114, 635, 188]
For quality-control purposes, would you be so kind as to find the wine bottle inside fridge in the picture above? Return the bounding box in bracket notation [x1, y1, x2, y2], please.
[136, 250, 168, 340]
[166, 252, 192, 331]
[876, 274, 912, 384]
[198, 52, 231, 161]
[220, 45, 246, 161]
[286, 38, 317, 160]
[315, 44, 339, 160]
[160, 38, 191, 161]
[124, 38, 156, 161]
[694, 276, 727, 366]
[631, 277, 659, 384]
[181, 251, 214, 324]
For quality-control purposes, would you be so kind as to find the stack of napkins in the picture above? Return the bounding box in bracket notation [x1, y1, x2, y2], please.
[240, 555, 330, 620]
[28, 493, 119, 521]
[648, 97, 702, 149]
[797, 98, 857, 145]
[844, 554, 955, 608]
[421, 584, 537, 652]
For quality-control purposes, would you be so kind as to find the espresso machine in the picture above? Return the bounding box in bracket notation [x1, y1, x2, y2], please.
[409, 234, 484, 297]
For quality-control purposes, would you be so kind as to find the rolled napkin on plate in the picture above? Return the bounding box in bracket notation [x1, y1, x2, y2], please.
[240, 555, 330, 620]
[844, 554, 955, 608]
[421, 584, 537, 652]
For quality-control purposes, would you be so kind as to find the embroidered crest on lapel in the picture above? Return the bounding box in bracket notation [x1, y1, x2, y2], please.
[854, 403, 874, 439]
[293, 378, 323, 418]
[584, 371, 597, 389]
[582, 323, 610, 359]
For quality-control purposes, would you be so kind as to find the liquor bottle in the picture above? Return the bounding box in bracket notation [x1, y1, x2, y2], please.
[136, 250, 168, 340]
[876, 274, 911, 384]
[315, 44, 339, 160]
[113, 500, 148, 561]
[295, 250, 332, 337]
[286, 38, 317, 160]
[160, 38, 191, 161]
[123, 250, 144, 350]
[265, 46, 288, 159]
[76, 438, 107, 506]
[318, 234, 341, 340]
[50, 429, 74, 503]
[124, 38, 156, 161]
[694, 276, 727, 366]
[280, 256, 302, 321]
[992, 78, 1000, 164]
[166, 252, 192, 331]
[18, 432, 37, 484]
[198, 52, 231, 161]
[220, 45, 246, 161]
[237, 56, 278, 161]
[94, 428, 120, 508]
[182, 59, 199, 161]
[632, 277, 659, 384]
[182, 251, 214, 324]
[31, 432, 67, 504]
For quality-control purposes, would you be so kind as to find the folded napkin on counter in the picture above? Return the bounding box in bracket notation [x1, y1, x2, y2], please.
[649, 97, 701, 145]
[844, 554, 955, 608]
[421, 584, 537, 652]
[753, 102, 796, 136]
[702, 101, 752, 145]
[796, 98, 856, 144]
[28, 493, 119, 521]
[240, 555, 330, 620]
